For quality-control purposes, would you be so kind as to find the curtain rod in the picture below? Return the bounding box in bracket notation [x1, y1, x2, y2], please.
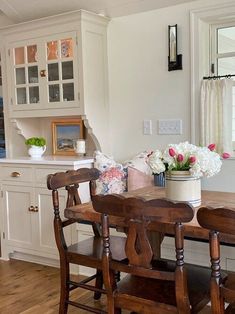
[203, 74, 235, 80]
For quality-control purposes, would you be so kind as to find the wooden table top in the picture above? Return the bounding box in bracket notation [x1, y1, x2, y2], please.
[64, 186, 235, 244]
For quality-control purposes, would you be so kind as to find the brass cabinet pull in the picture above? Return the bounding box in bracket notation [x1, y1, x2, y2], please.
[34, 206, 39, 212]
[40, 69, 46, 77]
[11, 171, 21, 177]
[28, 205, 35, 212]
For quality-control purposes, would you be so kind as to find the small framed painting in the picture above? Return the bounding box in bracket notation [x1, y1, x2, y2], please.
[52, 118, 83, 155]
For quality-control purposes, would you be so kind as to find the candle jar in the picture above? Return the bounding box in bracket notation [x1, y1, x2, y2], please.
[75, 139, 86, 156]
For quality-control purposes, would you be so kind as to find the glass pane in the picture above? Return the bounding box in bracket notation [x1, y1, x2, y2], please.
[218, 27, 235, 54]
[47, 41, 58, 60]
[61, 38, 73, 58]
[27, 45, 37, 63]
[28, 66, 38, 83]
[15, 68, 25, 84]
[16, 88, 26, 104]
[15, 47, 25, 65]
[62, 61, 73, 80]
[63, 83, 74, 101]
[29, 86, 39, 103]
[48, 63, 59, 81]
[218, 57, 235, 75]
[49, 84, 60, 102]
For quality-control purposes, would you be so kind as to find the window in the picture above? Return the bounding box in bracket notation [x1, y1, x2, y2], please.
[211, 24, 235, 142]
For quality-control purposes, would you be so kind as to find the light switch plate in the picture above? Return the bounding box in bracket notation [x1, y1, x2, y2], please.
[158, 119, 182, 135]
[143, 120, 152, 135]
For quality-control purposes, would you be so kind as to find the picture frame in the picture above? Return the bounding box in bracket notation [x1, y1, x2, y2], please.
[168, 24, 182, 71]
[52, 118, 84, 155]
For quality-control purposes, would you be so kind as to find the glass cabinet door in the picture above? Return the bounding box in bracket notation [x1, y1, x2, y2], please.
[46, 37, 75, 103]
[13, 44, 39, 105]
[9, 32, 77, 114]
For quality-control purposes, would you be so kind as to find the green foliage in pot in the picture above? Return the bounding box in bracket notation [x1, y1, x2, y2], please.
[25, 137, 46, 147]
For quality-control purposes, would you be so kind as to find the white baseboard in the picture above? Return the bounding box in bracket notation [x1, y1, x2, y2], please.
[9, 251, 60, 268]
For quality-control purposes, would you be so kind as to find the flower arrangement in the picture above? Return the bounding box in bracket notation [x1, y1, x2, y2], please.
[25, 137, 46, 147]
[147, 141, 230, 178]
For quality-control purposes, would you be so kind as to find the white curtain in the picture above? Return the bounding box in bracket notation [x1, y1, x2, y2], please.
[200, 78, 234, 154]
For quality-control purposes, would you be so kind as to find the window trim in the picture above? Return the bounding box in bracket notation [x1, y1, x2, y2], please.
[210, 22, 235, 77]
[190, 3, 235, 145]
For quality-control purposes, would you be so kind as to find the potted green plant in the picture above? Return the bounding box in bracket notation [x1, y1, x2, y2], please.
[25, 137, 46, 158]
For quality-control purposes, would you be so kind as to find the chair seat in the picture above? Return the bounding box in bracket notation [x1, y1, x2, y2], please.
[114, 261, 211, 312]
[67, 235, 126, 267]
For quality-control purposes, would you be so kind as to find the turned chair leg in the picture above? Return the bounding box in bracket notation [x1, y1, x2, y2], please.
[94, 269, 103, 300]
[59, 261, 69, 314]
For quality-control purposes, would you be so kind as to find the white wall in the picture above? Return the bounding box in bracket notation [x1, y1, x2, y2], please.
[107, 0, 234, 162]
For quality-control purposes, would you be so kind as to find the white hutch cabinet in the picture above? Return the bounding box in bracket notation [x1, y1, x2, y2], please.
[0, 10, 109, 266]
[0, 10, 110, 155]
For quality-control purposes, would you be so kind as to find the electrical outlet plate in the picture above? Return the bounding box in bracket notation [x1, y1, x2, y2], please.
[158, 119, 182, 135]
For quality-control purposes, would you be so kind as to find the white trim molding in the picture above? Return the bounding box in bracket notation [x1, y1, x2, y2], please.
[190, 2, 235, 144]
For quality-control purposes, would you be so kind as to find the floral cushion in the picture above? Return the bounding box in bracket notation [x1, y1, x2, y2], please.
[94, 151, 127, 194]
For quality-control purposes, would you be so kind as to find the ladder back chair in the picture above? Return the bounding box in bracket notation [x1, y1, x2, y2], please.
[93, 194, 211, 314]
[197, 207, 235, 314]
[47, 168, 126, 314]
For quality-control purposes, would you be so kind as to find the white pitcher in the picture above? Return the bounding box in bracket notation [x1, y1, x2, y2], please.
[28, 145, 46, 158]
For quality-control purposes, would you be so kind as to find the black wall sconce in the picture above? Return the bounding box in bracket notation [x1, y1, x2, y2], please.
[168, 24, 182, 71]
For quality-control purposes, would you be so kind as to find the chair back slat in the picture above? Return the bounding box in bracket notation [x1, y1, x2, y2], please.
[197, 207, 235, 235]
[47, 168, 100, 190]
[125, 219, 153, 268]
[47, 168, 100, 208]
[93, 194, 194, 223]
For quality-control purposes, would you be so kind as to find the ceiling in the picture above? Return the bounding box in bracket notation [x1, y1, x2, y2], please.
[0, 0, 199, 23]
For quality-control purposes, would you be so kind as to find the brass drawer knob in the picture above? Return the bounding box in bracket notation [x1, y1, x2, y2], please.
[34, 206, 39, 212]
[11, 171, 21, 177]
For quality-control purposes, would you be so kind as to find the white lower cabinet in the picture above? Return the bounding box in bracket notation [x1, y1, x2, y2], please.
[3, 185, 36, 251]
[0, 157, 93, 266]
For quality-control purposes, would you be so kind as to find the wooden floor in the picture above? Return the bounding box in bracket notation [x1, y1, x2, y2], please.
[0, 259, 211, 314]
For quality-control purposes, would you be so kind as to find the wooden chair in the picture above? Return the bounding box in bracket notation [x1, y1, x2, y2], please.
[47, 168, 126, 314]
[93, 194, 211, 314]
[197, 207, 235, 314]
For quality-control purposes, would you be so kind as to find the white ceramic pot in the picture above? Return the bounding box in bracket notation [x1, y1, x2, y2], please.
[28, 145, 46, 158]
[165, 171, 201, 207]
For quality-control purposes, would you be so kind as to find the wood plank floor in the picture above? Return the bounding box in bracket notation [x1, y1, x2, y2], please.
[0, 259, 211, 314]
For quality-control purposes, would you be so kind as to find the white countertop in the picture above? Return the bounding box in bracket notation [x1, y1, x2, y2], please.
[0, 155, 94, 166]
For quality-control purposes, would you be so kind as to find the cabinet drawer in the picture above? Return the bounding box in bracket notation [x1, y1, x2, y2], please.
[35, 167, 68, 184]
[1, 166, 33, 182]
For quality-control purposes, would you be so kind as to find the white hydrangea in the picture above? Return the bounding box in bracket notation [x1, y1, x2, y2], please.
[147, 150, 166, 174]
[190, 147, 222, 178]
[148, 141, 222, 178]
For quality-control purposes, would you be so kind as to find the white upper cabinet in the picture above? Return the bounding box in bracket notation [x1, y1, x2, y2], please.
[8, 32, 78, 115]
[0, 10, 110, 121]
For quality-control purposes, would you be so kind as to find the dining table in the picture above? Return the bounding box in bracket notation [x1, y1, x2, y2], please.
[64, 186, 235, 247]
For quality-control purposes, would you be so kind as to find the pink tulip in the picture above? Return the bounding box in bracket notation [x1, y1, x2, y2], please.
[208, 143, 216, 151]
[189, 156, 196, 164]
[222, 152, 230, 159]
[177, 154, 184, 162]
[169, 148, 176, 157]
